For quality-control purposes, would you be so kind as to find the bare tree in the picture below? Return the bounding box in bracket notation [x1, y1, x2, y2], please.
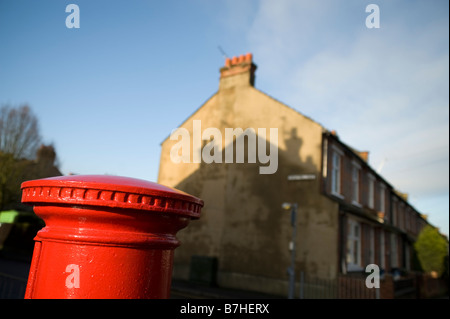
[0, 104, 41, 160]
[0, 104, 42, 210]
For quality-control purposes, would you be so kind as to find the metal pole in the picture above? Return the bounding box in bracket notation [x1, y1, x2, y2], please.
[288, 204, 297, 299]
[299, 271, 305, 299]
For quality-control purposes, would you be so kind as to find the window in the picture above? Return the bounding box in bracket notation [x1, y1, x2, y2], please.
[399, 203, 405, 230]
[379, 184, 385, 213]
[368, 174, 375, 209]
[411, 211, 417, 234]
[379, 230, 385, 270]
[347, 219, 362, 271]
[331, 151, 342, 195]
[364, 226, 375, 265]
[405, 208, 411, 231]
[392, 197, 397, 227]
[369, 228, 375, 264]
[351, 163, 360, 205]
[405, 243, 411, 271]
[390, 233, 398, 268]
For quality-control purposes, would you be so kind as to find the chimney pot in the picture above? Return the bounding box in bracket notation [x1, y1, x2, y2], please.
[219, 52, 257, 87]
[245, 53, 252, 63]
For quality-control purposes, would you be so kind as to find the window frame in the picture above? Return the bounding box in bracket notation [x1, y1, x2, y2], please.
[351, 161, 361, 206]
[368, 174, 375, 209]
[369, 227, 375, 264]
[379, 183, 386, 213]
[331, 147, 344, 198]
[390, 233, 398, 268]
[392, 197, 398, 227]
[346, 218, 363, 271]
[399, 202, 405, 230]
[379, 230, 385, 270]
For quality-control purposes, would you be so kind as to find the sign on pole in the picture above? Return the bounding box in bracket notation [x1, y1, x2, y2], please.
[287, 174, 316, 181]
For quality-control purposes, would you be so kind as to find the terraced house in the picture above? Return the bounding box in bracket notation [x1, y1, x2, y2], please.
[158, 53, 435, 298]
[322, 130, 429, 276]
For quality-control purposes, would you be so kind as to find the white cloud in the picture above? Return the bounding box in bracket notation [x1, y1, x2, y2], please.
[247, 0, 351, 79]
[238, 0, 449, 233]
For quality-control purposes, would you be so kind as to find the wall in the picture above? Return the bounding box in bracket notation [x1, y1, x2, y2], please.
[158, 72, 339, 295]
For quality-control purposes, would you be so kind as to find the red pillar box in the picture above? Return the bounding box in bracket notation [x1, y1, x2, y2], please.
[21, 175, 203, 299]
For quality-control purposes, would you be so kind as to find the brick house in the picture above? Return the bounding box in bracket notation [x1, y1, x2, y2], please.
[323, 131, 429, 276]
[158, 53, 435, 297]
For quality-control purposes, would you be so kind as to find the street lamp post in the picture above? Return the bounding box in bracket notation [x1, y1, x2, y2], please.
[283, 173, 316, 299]
[282, 202, 298, 299]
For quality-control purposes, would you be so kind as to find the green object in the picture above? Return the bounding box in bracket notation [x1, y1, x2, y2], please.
[0, 210, 19, 223]
[414, 225, 448, 277]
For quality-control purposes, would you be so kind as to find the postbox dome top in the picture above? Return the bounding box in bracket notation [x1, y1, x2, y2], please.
[21, 175, 203, 219]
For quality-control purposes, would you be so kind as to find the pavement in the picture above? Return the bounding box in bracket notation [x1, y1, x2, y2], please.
[170, 279, 284, 299]
[0, 257, 30, 299]
[0, 257, 31, 279]
[3, 256, 445, 300]
[1, 257, 284, 299]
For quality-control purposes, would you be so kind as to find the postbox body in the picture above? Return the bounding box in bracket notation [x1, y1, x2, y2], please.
[27, 240, 174, 299]
[21, 175, 202, 299]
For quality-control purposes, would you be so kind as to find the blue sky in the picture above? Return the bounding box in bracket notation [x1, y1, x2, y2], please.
[0, 0, 448, 235]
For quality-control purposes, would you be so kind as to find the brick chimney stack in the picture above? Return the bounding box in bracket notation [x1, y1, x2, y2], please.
[219, 53, 257, 89]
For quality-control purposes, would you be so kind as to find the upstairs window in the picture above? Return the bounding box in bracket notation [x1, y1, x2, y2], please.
[379, 184, 386, 213]
[392, 197, 398, 227]
[368, 174, 375, 209]
[331, 151, 342, 196]
[399, 203, 405, 230]
[405, 208, 411, 231]
[351, 163, 361, 205]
